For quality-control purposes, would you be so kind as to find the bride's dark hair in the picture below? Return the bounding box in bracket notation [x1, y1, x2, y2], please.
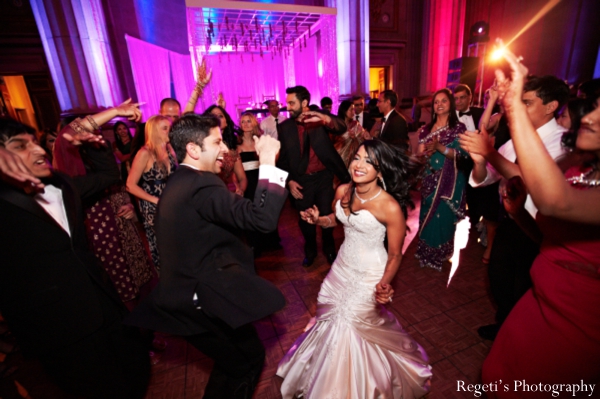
[341, 139, 420, 220]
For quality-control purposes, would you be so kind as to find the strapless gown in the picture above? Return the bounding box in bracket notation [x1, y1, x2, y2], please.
[277, 201, 432, 398]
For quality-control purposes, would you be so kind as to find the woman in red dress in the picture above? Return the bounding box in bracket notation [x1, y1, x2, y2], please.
[481, 44, 600, 398]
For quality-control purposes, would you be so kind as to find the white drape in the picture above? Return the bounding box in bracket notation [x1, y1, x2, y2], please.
[169, 52, 196, 113]
[125, 35, 171, 122]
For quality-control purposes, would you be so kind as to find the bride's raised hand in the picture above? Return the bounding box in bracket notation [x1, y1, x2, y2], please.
[300, 205, 320, 224]
[375, 282, 394, 305]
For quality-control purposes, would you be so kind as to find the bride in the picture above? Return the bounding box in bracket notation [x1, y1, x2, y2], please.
[277, 140, 432, 398]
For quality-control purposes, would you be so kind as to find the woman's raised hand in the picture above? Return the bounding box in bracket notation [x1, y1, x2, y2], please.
[114, 98, 143, 122]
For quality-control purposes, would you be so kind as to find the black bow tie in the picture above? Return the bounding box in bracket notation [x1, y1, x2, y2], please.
[355, 115, 360, 121]
[275, 118, 278, 124]
[459, 111, 472, 117]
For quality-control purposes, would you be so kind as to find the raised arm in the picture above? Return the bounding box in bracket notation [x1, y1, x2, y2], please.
[183, 58, 212, 114]
[479, 86, 501, 132]
[496, 43, 600, 223]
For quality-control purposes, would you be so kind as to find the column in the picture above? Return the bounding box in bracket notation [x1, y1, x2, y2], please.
[325, 0, 369, 97]
[30, 0, 123, 111]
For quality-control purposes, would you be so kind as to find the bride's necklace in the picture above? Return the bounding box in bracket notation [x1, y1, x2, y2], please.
[566, 167, 600, 187]
[355, 188, 382, 204]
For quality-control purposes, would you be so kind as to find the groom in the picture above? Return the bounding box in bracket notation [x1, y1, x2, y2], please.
[127, 114, 288, 399]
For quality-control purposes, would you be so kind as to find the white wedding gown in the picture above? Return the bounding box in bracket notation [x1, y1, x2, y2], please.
[277, 201, 432, 398]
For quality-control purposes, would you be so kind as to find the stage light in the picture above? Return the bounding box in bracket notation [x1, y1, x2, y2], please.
[469, 21, 489, 44]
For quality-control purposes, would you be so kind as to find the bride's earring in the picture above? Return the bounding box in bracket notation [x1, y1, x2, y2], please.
[379, 176, 387, 191]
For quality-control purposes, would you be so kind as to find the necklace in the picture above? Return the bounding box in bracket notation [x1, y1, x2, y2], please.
[566, 167, 600, 187]
[355, 188, 382, 204]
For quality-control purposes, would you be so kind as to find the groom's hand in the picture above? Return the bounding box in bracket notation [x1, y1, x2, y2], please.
[254, 135, 279, 166]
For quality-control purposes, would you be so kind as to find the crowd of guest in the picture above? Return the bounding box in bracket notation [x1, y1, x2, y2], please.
[0, 47, 598, 398]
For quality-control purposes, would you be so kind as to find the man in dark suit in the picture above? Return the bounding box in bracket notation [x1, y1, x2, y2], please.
[453, 84, 485, 222]
[377, 90, 409, 151]
[277, 86, 351, 267]
[126, 114, 287, 399]
[454, 84, 484, 131]
[352, 94, 375, 132]
[0, 116, 150, 398]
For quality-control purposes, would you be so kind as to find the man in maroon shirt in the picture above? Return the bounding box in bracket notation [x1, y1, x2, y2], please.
[276, 86, 351, 267]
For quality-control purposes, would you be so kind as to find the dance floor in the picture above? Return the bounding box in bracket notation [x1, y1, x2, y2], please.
[0, 195, 496, 399]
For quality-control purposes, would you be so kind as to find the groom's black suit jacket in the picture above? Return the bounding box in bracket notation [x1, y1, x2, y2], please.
[126, 166, 287, 335]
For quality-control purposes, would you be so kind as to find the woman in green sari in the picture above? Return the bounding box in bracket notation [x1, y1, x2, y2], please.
[416, 88, 467, 271]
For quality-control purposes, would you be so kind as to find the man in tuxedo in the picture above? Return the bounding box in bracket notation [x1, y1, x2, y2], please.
[352, 94, 375, 131]
[453, 84, 486, 226]
[377, 90, 409, 151]
[454, 84, 484, 130]
[277, 86, 350, 267]
[0, 117, 150, 398]
[126, 114, 287, 399]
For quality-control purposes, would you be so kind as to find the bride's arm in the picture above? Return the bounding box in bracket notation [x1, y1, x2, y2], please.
[375, 199, 406, 304]
[300, 183, 349, 228]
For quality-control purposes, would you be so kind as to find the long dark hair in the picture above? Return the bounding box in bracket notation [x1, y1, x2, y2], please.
[337, 100, 353, 121]
[112, 121, 132, 152]
[341, 139, 420, 220]
[426, 88, 459, 131]
[560, 98, 594, 150]
[203, 105, 241, 150]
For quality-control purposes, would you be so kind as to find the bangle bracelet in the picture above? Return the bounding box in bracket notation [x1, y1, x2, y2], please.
[443, 147, 450, 156]
[86, 115, 100, 131]
[323, 215, 331, 228]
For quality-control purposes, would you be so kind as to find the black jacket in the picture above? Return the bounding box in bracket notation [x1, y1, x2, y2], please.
[277, 113, 350, 184]
[0, 144, 122, 355]
[126, 167, 287, 335]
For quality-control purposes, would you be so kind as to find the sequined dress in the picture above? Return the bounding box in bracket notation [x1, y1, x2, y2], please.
[139, 153, 176, 271]
[416, 123, 467, 271]
[277, 200, 432, 398]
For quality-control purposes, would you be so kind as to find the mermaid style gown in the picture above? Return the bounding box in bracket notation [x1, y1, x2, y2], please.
[277, 201, 432, 398]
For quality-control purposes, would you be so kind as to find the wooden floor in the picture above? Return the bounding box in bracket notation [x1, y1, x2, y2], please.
[0, 197, 496, 399]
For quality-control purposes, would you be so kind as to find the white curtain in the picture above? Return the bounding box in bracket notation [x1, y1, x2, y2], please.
[292, 34, 321, 107]
[200, 53, 287, 122]
[169, 52, 196, 113]
[125, 35, 171, 122]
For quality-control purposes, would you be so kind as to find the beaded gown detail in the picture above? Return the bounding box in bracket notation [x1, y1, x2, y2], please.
[277, 201, 432, 398]
[139, 153, 176, 271]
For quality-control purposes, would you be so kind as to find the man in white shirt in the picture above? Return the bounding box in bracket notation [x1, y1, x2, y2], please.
[260, 100, 287, 139]
[459, 75, 569, 341]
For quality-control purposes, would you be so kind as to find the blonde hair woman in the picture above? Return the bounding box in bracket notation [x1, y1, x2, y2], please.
[127, 115, 177, 270]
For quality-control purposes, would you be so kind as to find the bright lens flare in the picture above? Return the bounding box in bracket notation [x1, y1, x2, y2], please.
[491, 47, 506, 61]
[447, 217, 470, 287]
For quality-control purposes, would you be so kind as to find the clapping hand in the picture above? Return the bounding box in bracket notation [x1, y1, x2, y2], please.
[493, 39, 529, 114]
[300, 205, 319, 224]
[458, 125, 495, 163]
[375, 282, 394, 305]
[424, 137, 440, 156]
